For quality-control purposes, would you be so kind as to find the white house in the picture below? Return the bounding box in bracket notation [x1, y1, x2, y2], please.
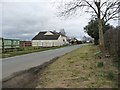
[32, 31, 69, 47]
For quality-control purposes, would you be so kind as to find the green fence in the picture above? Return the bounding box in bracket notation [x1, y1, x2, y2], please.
[2, 38, 20, 52]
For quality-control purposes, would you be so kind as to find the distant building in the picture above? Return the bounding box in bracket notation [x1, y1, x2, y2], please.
[20, 41, 32, 47]
[82, 36, 94, 43]
[32, 31, 69, 47]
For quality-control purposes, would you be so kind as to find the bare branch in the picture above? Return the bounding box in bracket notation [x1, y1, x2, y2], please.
[58, 0, 119, 23]
[105, 12, 119, 23]
[100, 1, 107, 8]
[84, 0, 98, 15]
[59, 0, 87, 17]
[102, 1, 119, 20]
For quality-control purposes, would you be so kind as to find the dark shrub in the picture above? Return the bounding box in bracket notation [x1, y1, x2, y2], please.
[106, 71, 114, 80]
[97, 61, 104, 68]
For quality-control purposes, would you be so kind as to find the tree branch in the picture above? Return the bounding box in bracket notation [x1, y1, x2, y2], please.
[102, 1, 118, 20]
[84, 0, 98, 16]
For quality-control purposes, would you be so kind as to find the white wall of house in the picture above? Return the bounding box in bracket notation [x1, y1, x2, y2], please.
[58, 35, 69, 45]
[32, 35, 69, 47]
[32, 40, 39, 47]
[32, 40, 60, 47]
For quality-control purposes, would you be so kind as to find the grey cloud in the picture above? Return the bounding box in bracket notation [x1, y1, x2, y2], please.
[2, 2, 52, 40]
[1, 1, 93, 40]
[1, 0, 118, 40]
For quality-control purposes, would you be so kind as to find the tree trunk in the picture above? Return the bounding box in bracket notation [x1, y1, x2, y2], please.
[96, 1, 105, 52]
[94, 39, 99, 45]
[98, 19, 105, 52]
[2, 38, 4, 53]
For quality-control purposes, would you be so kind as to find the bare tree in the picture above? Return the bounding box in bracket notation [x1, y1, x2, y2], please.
[58, 0, 119, 52]
[59, 28, 66, 35]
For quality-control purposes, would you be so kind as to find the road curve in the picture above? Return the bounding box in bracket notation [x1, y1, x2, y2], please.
[2, 45, 81, 79]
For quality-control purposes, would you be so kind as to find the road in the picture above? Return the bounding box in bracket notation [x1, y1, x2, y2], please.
[2, 45, 81, 79]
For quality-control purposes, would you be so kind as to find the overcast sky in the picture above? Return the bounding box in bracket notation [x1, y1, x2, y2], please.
[1, 0, 118, 40]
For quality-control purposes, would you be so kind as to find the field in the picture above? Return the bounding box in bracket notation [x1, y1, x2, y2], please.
[36, 45, 118, 88]
[1, 46, 65, 58]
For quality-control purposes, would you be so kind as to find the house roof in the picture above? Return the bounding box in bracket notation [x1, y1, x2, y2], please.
[32, 31, 61, 40]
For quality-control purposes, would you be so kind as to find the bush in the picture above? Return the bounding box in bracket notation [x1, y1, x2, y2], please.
[106, 71, 114, 80]
[94, 51, 102, 59]
[97, 61, 104, 68]
[69, 60, 74, 64]
[104, 28, 120, 62]
[17, 47, 24, 51]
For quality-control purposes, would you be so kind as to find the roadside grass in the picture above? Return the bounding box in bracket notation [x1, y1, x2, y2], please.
[1, 46, 65, 58]
[37, 44, 118, 88]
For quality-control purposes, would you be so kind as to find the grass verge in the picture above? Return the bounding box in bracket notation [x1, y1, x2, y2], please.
[36, 44, 118, 88]
[1, 46, 65, 58]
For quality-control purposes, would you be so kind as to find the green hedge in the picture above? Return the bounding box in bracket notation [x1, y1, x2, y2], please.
[104, 27, 120, 62]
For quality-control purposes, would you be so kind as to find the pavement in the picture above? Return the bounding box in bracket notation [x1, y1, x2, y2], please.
[2, 45, 81, 79]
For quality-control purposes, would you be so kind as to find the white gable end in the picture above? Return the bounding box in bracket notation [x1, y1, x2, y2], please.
[44, 31, 54, 35]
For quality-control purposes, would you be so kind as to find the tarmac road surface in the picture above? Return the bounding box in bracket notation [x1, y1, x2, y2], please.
[2, 45, 81, 79]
